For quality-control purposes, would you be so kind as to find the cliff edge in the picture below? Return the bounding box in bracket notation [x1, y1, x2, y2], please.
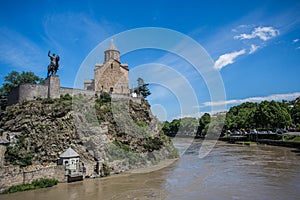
[0, 94, 178, 176]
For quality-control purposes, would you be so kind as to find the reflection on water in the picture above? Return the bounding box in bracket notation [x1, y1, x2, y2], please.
[2, 139, 300, 200]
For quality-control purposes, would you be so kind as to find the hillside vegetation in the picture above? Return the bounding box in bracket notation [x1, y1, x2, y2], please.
[0, 93, 178, 174]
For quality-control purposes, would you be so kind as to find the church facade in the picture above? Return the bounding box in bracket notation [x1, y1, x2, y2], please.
[84, 42, 130, 95]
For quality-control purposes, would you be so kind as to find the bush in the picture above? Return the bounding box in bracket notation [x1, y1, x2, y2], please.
[2, 178, 58, 194]
[60, 93, 72, 101]
[95, 92, 111, 106]
[113, 140, 131, 151]
[136, 121, 148, 127]
[143, 137, 163, 152]
[101, 163, 111, 177]
[42, 98, 54, 104]
[2, 184, 34, 194]
[31, 178, 58, 188]
[5, 136, 33, 167]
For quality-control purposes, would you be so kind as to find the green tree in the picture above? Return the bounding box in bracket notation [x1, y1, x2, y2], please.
[224, 102, 258, 130]
[198, 113, 211, 137]
[254, 101, 291, 129]
[136, 77, 151, 98]
[0, 71, 43, 95]
[162, 119, 181, 137]
[290, 99, 300, 130]
[208, 113, 226, 137]
[178, 117, 199, 136]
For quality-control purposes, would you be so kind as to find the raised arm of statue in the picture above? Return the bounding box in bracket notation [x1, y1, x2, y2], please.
[48, 50, 51, 57]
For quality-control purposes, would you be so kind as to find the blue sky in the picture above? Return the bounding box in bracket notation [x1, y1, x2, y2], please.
[0, 0, 300, 120]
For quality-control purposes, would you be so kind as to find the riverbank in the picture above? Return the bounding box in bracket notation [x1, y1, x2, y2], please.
[257, 139, 300, 148]
[128, 158, 178, 174]
[2, 140, 300, 200]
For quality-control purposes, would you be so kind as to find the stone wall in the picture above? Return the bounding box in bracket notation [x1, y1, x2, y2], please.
[0, 165, 65, 192]
[60, 87, 96, 97]
[7, 84, 48, 105]
[0, 146, 6, 165]
[19, 84, 48, 102]
[7, 75, 98, 105]
[7, 86, 19, 105]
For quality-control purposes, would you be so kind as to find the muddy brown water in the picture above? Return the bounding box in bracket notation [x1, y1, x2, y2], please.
[1, 139, 300, 200]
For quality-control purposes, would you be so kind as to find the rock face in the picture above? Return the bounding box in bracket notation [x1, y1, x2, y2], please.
[0, 94, 178, 176]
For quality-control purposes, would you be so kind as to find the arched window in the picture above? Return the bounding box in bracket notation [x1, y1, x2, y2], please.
[110, 87, 113, 94]
[111, 63, 113, 69]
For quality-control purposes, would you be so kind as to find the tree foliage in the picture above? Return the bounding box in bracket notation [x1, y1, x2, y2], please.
[198, 113, 211, 136]
[162, 98, 299, 137]
[225, 100, 292, 130]
[291, 98, 300, 130]
[162, 114, 212, 137]
[0, 71, 43, 95]
[133, 77, 151, 98]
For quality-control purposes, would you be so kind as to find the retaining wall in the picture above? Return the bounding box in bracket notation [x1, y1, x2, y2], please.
[0, 165, 65, 192]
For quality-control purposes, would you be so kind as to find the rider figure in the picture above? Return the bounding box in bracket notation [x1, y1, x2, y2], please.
[47, 50, 59, 77]
[48, 51, 56, 68]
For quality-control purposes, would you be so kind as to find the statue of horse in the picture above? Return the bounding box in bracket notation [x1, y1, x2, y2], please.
[47, 51, 60, 77]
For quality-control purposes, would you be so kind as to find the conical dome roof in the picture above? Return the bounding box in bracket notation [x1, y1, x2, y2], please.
[107, 39, 118, 51]
[59, 147, 79, 158]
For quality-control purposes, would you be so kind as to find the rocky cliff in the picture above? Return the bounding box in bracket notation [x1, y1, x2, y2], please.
[0, 94, 178, 176]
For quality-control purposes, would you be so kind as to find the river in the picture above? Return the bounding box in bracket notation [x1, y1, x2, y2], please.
[1, 139, 300, 200]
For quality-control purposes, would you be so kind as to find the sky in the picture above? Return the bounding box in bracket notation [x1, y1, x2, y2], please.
[0, 0, 300, 121]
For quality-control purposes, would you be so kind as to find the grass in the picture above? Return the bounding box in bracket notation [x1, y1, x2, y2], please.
[1, 178, 58, 194]
[235, 141, 257, 146]
[284, 135, 300, 142]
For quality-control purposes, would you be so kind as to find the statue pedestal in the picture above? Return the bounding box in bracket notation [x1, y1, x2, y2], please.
[45, 75, 60, 99]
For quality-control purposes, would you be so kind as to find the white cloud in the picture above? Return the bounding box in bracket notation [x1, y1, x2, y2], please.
[0, 28, 44, 72]
[213, 49, 246, 70]
[293, 38, 299, 43]
[234, 26, 279, 41]
[249, 44, 259, 54]
[202, 92, 300, 107]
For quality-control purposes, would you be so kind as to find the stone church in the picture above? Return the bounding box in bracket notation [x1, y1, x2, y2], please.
[84, 42, 130, 95]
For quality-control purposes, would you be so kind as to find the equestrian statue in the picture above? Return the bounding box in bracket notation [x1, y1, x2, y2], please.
[47, 50, 60, 77]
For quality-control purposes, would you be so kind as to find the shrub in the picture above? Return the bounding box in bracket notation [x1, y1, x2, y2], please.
[136, 121, 148, 127]
[113, 140, 131, 151]
[5, 136, 33, 167]
[2, 178, 58, 194]
[143, 137, 163, 152]
[31, 178, 58, 188]
[101, 163, 111, 177]
[42, 98, 54, 104]
[96, 92, 111, 106]
[60, 93, 72, 101]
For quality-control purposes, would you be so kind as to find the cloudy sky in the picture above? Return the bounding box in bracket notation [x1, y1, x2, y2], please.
[0, 0, 300, 120]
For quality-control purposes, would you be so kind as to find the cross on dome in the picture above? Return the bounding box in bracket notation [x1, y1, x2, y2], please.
[108, 39, 117, 51]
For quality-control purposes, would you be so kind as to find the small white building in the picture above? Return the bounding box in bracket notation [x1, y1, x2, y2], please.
[131, 92, 138, 98]
[58, 147, 80, 172]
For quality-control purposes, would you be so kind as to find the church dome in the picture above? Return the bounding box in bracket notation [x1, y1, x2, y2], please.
[104, 39, 120, 62]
